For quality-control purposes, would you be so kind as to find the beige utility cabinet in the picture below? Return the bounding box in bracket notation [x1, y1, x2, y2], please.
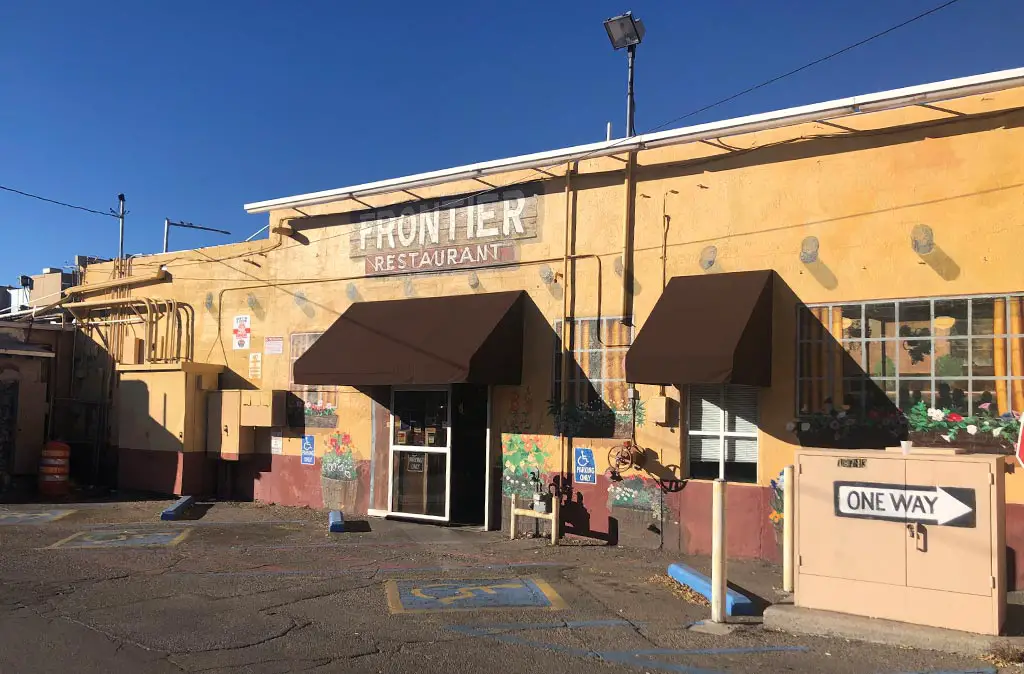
[117, 363, 223, 453]
[795, 448, 1005, 635]
[207, 391, 255, 460]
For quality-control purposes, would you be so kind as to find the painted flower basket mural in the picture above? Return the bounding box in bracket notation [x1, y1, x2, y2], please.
[547, 399, 645, 439]
[790, 401, 1021, 453]
[903, 401, 1020, 452]
[607, 475, 662, 521]
[321, 432, 359, 512]
[304, 399, 339, 428]
[501, 433, 549, 499]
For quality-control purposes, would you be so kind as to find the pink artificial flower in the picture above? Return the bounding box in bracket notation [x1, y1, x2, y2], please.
[978, 402, 992, 411]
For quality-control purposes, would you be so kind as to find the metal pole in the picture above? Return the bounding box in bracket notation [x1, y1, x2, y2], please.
[783, 464, 795, 593]
[711, 478, 728, 623]
[626, 44, 636, 137]
[117, 194, 126, 260]
[606, 122, 613, 141]
[163, 218, 170, 253]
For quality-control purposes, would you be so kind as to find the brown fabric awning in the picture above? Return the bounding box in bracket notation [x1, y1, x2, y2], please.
[293, 290, 525, 386]
[625, 270, 774, 386]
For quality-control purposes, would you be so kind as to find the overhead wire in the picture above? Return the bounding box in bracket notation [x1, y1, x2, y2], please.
[138, 0, 969, 274]
[0, 184, 119, 219]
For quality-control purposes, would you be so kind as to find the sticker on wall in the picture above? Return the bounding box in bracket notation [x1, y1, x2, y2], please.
[301, 435, 315, 465]
[232, 315, 252, 350]
[574, 447, 596, 485]
[264, 336, 284, 355]
[248, 353, 263, 380]
[270, 430, 283, 455]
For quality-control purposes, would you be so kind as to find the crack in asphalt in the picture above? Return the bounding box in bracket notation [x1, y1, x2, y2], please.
[557, 566, 662, 650]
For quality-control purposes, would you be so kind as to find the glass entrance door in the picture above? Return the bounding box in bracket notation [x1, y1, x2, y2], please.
[388, 388, 451, 521]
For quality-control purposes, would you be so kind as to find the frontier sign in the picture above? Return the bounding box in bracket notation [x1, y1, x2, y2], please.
[834, 481, 976, 527]
[349, 187, 540, 276]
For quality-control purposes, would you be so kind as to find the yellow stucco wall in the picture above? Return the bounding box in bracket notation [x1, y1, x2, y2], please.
[83, 85, 1024, 499]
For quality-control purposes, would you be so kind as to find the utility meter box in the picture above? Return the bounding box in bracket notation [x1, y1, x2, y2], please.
[794, 448, 1005, 635]
[240, 390, 286, 427]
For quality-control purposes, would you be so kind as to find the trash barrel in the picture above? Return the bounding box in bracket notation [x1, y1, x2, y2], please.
[38, 441, 70, 497]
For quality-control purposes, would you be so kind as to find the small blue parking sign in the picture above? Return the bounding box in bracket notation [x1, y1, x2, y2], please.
[574, 447, 596, 484]
[301, 435, 315, 465]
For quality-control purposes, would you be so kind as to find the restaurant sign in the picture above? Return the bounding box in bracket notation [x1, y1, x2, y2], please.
[349, 187, 540, 276]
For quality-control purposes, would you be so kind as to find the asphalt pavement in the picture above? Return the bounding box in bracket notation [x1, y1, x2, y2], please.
[0, 500, 1009, 673]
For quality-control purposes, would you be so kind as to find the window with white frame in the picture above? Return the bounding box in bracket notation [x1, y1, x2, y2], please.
[687, 384, 759, 482]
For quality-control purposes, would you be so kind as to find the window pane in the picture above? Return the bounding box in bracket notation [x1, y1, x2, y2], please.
[972, 339, 998, 377]
[934, 299, 968, 336]
[899, 339, 932, 377]
[688, 388, 722, 432]
[841, 342, 864, 376]
[934, 339, 968, 377]
[840, 305, 863, 339]
[972, 298, 1000, 336]
[900, 380, 932, 410]
[393, 390, 448, 448]
[866, 340, 897, 378]
[899, 300, 931, 336]
[866, 379, 898, 410]
[866, 303, 896, 339]
[687, 435, 721, 462]
[725, 385, 758, 434]
[970, 380, 999, 416]
[726, 437, 757, 463]
[392, 451, 446, 517]
[842, 378, 865, 411]
[935, 380, 968, 415]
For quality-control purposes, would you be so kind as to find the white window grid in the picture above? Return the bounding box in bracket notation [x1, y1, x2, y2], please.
[686, 384, 759, 465]
[797, 293, 1024, 416]
[552, 317, 633, 406]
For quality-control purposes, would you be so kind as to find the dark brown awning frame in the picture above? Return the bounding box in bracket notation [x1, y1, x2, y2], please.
[293, 290, 526, 387]
[625, 270, 774, 387]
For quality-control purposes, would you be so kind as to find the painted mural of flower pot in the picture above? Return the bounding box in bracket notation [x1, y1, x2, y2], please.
[321, 432, 359, 512]
[321, 475, 359, 512]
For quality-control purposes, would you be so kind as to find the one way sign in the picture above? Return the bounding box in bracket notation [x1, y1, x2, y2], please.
[834, 481, 976, 528]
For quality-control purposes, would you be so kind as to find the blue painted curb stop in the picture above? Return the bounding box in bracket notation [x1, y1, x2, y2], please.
[667, 563, 757, 617]
[160, 496, 195, 521]
[329, 511, 344, 533]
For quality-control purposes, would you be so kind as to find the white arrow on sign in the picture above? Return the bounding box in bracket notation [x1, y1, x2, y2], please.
[836, 483, 974, 526]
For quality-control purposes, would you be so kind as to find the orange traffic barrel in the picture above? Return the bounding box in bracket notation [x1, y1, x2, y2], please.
[38, 441, 70, 497]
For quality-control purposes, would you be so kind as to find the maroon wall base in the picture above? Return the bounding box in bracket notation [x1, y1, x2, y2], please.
[118, 448, 212, 497]
[232, 455, 372, 515]
[677, 481, 781, 563]
[1005, 502, 1024, 591]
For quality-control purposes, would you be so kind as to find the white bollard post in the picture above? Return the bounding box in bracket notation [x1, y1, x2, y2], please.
[710, 478, 728, 623]
[783, 464, 795, 593]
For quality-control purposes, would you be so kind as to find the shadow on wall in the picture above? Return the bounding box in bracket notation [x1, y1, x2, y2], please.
[116, 379, 193, 496]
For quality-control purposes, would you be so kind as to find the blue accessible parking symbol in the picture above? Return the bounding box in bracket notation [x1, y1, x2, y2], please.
[301, 435, 315, 465]
[574, 447, 596, 484]
[49, 529, 190, 549]
[386, 577, 565, 613]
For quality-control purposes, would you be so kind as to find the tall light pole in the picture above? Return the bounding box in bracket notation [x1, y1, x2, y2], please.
[604, 11, 646, 137]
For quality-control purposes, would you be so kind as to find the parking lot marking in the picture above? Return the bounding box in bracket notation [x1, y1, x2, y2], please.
[0, 510, 74, 525]
[47, 529, 190, 549]
[386, 577, 566, 613]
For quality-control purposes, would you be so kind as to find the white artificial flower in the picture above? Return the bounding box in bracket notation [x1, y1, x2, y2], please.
[928, 408, 945, 422]
[785, 421, 796, 432]
[800, 422, 810, 432]
[837, 411, 847, 419]
[966, 424, 978, 436]
[940, 433, 952, 443]
[993, 427, 1003, 437]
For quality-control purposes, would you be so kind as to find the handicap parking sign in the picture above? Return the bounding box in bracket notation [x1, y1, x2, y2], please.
[301, 435, 315, 465]
[574, 447, 596, 484]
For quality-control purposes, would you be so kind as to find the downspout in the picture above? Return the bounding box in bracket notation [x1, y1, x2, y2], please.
[560, 162, 576, 497]
[620, 151, 636, 325]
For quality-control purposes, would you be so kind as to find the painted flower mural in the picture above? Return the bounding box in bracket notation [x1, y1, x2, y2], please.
[769, 469, 785, 543]
[607, 475, 662, 521]
[501, 433, 549, 499]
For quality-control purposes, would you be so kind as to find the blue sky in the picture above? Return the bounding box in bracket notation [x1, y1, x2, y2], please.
[0, 0, 1021, 279]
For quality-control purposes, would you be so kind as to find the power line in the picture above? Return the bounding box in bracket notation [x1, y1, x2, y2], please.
[0, 184, 119, 219]
[644, 0, 967, 133]
[161, 0, 968, 272]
